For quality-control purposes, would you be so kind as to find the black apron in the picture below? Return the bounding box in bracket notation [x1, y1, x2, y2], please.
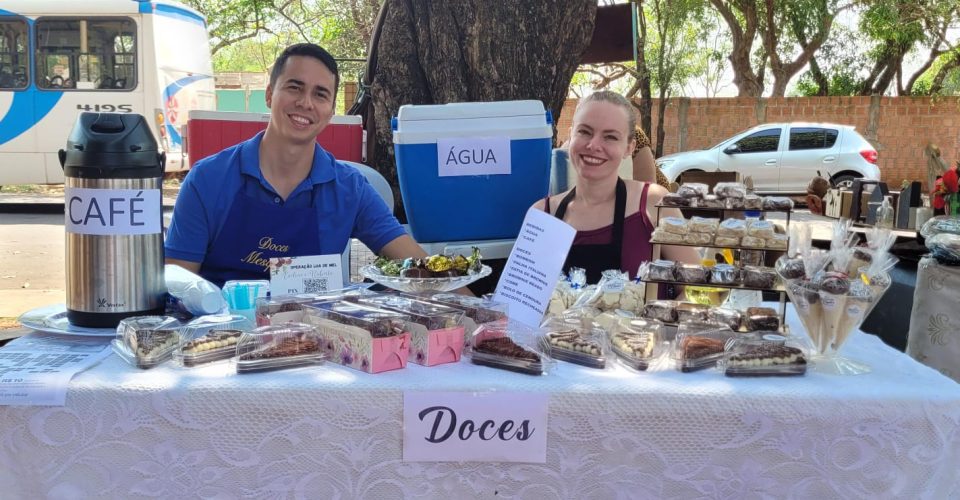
[554, 178, 627, 283]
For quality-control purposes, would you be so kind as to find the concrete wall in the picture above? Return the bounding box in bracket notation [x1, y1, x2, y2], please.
[213, 80, 359, 115]
[557, 96, 960, 188]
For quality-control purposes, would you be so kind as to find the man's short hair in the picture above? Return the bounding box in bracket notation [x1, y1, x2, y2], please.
[269, 43, 340, 93]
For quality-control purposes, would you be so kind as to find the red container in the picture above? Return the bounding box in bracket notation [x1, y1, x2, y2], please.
[185, 110, 363, 166]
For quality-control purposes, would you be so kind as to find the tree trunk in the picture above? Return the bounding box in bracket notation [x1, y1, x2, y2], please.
[370, 0, 597, 221]
[655, 90, 668, 158]
[808, 56, 829, 96]
[636, 4, 653, 140]
[709, 0, 763, 97]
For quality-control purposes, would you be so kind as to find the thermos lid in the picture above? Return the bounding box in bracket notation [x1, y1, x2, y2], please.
[60, 112, 165, 179]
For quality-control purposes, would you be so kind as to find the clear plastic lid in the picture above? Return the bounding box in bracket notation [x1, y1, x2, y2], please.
[235, 323, 325, 373]
[610, 317, 663, 371]
[673, 322, 737, 373]
[420, 292, 508, 324]
[469, 323, 547, 375]
[721, 339, 806, 377]
[174, 314, 253, 366]
[539, 315, 607, 369]
[255, 286, 372, 323]
[177, 329, 246, 366]
[357, 293, 464, 330]
[302, 300, 409, 338]
[180, 313, 253, 340]
[113, 315, 181, 369]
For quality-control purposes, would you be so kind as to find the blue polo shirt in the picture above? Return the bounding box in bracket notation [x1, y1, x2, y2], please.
[165, 132, 407, 264]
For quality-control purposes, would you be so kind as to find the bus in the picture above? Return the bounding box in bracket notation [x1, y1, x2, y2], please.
[0, 0, 215, 184]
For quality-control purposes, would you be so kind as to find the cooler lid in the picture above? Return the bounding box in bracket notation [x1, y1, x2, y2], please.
[393, 100, 553, 144]
[396, 100, 546, 121]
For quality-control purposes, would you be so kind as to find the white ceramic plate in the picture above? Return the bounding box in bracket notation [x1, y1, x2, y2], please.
[17, 304, 117, 337]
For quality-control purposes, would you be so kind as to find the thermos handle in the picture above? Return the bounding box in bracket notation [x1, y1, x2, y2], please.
[58, 149, 66, 169]
[158, 151, 166, 174]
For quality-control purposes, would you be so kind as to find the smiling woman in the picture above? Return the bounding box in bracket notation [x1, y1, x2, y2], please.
[531, 91, 698, 283]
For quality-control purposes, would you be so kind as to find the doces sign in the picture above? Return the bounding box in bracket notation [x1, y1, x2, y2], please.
[403, 391, 548, 463]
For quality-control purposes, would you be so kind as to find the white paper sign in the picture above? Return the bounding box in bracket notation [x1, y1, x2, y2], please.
[403, 391, 548, 463]
[437, 136, 511, 177]
[0, 334, 112, 406]
[494, 208, 576, 327]
[65, 187, 162, 235]
[269, 254, 343, 295]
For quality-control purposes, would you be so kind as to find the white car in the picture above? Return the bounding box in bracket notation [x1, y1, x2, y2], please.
[656, 123, 880, 193]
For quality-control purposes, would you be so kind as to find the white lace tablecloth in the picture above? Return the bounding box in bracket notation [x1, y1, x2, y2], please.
[2, 307, 959, 499]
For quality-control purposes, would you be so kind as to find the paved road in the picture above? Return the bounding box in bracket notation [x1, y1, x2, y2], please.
[0, 212, 66, 317]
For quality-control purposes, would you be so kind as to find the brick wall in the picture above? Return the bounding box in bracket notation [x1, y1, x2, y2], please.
[557, 96, 960, 189]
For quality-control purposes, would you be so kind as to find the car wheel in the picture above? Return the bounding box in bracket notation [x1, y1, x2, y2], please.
[832, 174, 860, 189]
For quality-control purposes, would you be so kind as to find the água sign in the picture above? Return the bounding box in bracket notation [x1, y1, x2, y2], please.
[437, 136, 512, 177]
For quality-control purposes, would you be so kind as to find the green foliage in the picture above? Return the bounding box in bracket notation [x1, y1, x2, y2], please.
[793, 71, 860, 96]
[791, 23, 868, 96]
[186, 0, 960, 98]
[646, 0, 707, 98]
[185, 0, 382, 73]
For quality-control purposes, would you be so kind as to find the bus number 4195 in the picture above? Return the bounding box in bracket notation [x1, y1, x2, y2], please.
[76, 104, 134, 113]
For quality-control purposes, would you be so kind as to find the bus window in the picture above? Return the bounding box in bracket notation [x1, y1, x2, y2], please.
[34, 17, 136, 91]
[0, 19, 29, 90]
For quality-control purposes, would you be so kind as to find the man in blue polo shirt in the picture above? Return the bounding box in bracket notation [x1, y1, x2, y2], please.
[165, 43, 426, 286]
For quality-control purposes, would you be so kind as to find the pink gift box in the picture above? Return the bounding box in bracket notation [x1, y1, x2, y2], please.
[410, 326, 465, 366]
[321, 331, 411, 374]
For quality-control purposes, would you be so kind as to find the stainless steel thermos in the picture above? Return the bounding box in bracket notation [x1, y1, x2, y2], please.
[59, 112, 166, 328]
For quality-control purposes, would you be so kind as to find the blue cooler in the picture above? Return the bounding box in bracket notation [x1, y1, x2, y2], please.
[392, 100, 553, 242]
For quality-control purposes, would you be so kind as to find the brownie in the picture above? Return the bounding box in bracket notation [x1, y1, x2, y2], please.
[744, 307, 780, 331]
[680, 336, 725, 360]
[742, 266, 777, 289]
[676, 302, 710, 322]
[819, 271, 850, 295]
[475, 337, 540, 363]
[661, 193, 689, 207]
[777, 258, 806, 280]
[240, 335, 320, 360]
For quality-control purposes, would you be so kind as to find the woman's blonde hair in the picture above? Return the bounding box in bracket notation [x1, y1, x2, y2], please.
[576, 90, 638, 136]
